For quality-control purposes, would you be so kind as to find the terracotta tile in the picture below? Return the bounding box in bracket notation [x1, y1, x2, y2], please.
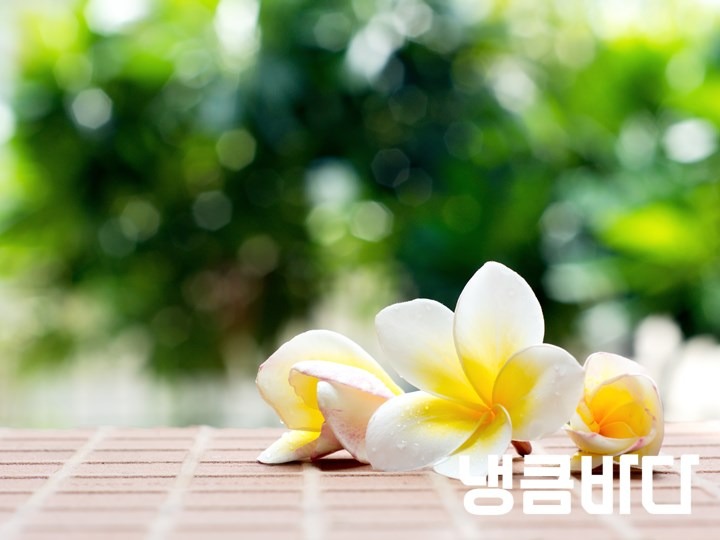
[0, 492, 32, 509]
[611, 486, 713, 504]
[85, 450, 187, 463]
[105, 428, 199, 438]
[28, 509, 156, 527]
[18, 533, 145, 540]
[327, 507, 450, 526]
[198, 449, 259, 462]
[43, 491, 167, 509]
[0, 463, 62, 477]
[329, 528, 456, 540]
[321, 489, 443, 508]
[95, 439, 195, 451]
[73, 462, 183, 476]
[0, 509, 14, 524]
[195, 461, 302, 475]
[472, 524, 626, 540]
[2, 430, 95, 439]
[0, 441, 86, 451]
[184, 490, 301, 508]
[206, 439, 275, 451]
[60, 475, 176, 491]
[633, 527, 720, 540]
[662, 445, 720, 458]
[211, 428, 284, 439]
[320, 473, 433, 490]
[0, 477, 49, 491]
[695, 472, 720, 485]
[190, 474, 302, 490]
[663, 436, 720, 447]
[630, 506, 720, 523]
[175, 508, 302, 527]
[0, 452, 75, 463]
[171, 531, 301, 540]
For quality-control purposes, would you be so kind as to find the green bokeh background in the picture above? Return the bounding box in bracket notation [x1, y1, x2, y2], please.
[0, 0, 718, 424]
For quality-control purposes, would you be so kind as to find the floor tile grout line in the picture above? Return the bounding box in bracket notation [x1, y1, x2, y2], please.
[0, 426, 112, 539]
[428, 470, 480, 540]
[145, 425, 212, 540]
[302, 463, 326, 540]
[669, 456, 720, 501]
[533, 441, 645, 540]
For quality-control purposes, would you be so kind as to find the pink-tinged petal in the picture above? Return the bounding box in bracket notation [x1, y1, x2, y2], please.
[285, 361, 397, 463]
[316, 381, 390, 463]
[433, 405, 512, 479]
[453, 262, 545, 404]
[564, 427, 639, 456]
[257, 425, 342, 464]
[584, 352, 648, 397]
[635, 420, 663, 458]
[633, 383, 664, 458]
[289, 360, 397, 405]
[492, 344, 584, 441]
[624, 425, 660, 454]
[256, 330, 402, 431]
[366, 392, 482, 472]
[375, 299, 482, 405]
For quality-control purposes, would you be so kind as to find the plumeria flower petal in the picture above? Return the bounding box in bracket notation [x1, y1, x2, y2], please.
[565, 352, 664, 468]
[366, 392, 483, 471]
[493, 344, 584, 441]
[256, 330, 402, 464]
[432, 405, 512, 479]
[257, 425, 341, 464]
[565, 427, 640, 456]
[375, 299, 482, 406]
[454, 262, 545, 405]
[583, 351, 647, 396]
[367, 261, 584, 478]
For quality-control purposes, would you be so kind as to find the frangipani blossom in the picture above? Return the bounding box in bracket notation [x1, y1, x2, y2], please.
[565, 352, 664, 468]
[366, 262, 584, 479]
[256, 330, 403, 464]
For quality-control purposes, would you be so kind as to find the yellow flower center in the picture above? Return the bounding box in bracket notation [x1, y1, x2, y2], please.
[584, 382, 653, 439]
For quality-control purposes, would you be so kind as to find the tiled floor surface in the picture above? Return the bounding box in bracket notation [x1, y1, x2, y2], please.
[0, 424, 718, 539]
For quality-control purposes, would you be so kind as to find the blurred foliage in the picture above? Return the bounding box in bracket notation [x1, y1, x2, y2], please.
[1, 0, 720, 377]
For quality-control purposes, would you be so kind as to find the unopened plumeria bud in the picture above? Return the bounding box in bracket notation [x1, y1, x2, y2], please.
[565, 352, 664, 469]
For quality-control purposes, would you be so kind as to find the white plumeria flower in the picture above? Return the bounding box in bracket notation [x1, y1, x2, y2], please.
[366, 261, 585, 479]
[565, 352, 664, 468]
[256, 330, 403, 464]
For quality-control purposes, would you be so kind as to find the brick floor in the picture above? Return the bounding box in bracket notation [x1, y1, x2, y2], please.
[0, 424, 717, 539]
